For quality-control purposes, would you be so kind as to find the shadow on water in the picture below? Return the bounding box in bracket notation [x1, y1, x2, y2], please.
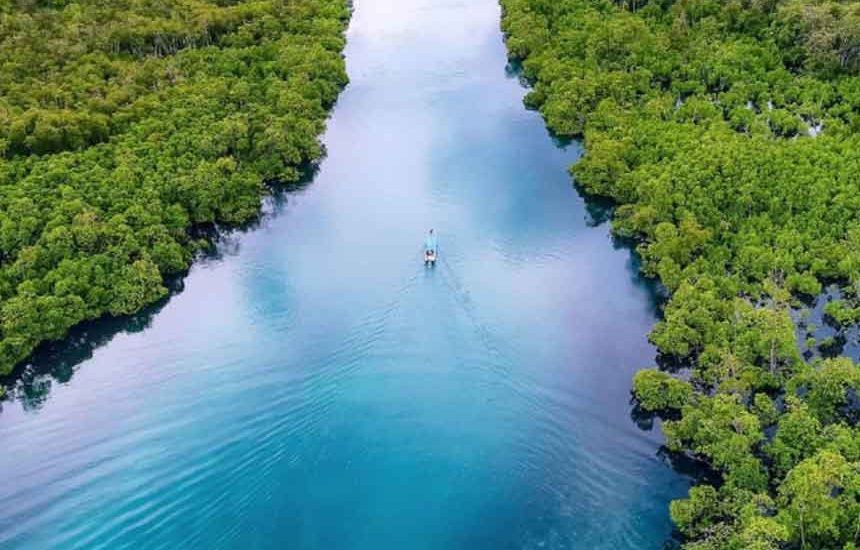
[0, 165, 322, 412]
[504, 59, 528, 86]
[0, 281, 178, 412]
[630, 403, 718, 486]
[616, 236, 667, 314]
[792, 284, 860, 362]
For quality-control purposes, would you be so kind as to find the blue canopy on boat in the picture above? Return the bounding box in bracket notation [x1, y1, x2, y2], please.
[425, 231, 437, 252]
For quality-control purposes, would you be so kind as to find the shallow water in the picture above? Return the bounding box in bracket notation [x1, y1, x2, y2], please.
[0, 0, 689, 548]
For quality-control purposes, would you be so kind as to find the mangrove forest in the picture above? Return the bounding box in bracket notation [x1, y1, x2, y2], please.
[0, 0, 349, 375]
[502, 0, 860, 547]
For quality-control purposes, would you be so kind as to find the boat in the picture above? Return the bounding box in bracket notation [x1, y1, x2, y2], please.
[424, 229, 438, 265]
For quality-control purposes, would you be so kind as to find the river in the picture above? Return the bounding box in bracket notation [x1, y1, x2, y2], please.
[0, 0, 690, 548]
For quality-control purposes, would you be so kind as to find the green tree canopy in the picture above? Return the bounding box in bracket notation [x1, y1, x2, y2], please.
[501, 0, 860, 546]
[0, 0, 350, 375]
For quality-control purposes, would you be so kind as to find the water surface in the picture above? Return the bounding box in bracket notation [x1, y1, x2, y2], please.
[0, 0, 689, 548]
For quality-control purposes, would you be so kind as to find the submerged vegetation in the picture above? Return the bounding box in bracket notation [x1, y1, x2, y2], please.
[0, 0, 349, 376]
[502, 0, 860, 547]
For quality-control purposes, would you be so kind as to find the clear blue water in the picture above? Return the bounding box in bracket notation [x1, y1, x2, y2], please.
[0, 0, 689, 548]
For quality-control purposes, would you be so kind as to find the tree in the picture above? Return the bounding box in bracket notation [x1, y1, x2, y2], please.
[632, 368, 694, 411]
[0, 0, 351, 376]
[767, 396, 824, 477]
[777, 450, 851, 548]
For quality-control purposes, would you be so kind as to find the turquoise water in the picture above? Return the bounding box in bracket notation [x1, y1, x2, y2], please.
[0, 0, 689, 548]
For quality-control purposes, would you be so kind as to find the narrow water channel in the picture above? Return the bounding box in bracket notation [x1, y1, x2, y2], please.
[0, 0, 689, 548]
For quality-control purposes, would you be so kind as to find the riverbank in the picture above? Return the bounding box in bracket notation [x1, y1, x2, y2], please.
[500, 0, 860, 547]
[0, 175, 318, 403]
[0, 0, 351, 379]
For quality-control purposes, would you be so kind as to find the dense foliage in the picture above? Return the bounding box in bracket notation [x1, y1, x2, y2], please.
[0, 0, 349, 375]
[502, 0, 860, 547]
